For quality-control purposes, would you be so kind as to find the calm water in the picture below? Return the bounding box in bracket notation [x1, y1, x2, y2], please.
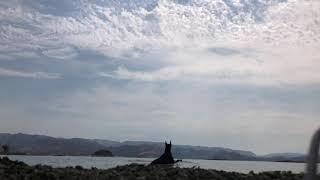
[3, 155, 310, 173]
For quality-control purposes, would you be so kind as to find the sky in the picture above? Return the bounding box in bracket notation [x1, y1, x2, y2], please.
[0, 0, 319, 155]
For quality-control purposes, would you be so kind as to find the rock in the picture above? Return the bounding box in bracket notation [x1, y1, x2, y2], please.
[0, 157, 312, 180]
[75, 165, 84, 170]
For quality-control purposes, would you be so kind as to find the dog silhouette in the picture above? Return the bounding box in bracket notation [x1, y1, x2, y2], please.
[151, 141, 175, 165]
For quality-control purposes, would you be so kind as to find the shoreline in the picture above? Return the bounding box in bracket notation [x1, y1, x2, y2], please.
[0, 157, 311, 180]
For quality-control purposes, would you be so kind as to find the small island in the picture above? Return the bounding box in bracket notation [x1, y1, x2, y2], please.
[92, 150, 113, 157]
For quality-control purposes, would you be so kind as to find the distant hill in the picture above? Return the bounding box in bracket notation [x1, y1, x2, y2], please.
[263, 153, 305, 158]
[0, 133, 308, 162]
[261, 153, 306, 162]
[109, 142, 257, 160]
[0, 133, 105, 156]
[92, 139, 122, 147]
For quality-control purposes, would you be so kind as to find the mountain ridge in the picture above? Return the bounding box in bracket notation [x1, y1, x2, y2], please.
[0, 133, 307, 162]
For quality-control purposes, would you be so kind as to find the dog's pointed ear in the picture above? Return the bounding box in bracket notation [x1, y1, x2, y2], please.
[170, 141, 171, 145]
[165, 141, 167, 145]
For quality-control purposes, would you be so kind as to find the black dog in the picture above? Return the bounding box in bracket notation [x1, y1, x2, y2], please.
[151, 141, 175, 165]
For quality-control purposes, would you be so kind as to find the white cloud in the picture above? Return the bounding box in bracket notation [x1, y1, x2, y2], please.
[1, 0, 319, 85]
[0, 67, 61, 79]
[41, 46, 78, 59]
[102, 44, 320, 86]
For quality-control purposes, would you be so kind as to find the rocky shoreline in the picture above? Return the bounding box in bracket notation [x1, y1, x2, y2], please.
[0, 157, 311, 180]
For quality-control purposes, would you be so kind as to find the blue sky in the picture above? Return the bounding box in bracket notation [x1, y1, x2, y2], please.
[0, 0, 320, 154]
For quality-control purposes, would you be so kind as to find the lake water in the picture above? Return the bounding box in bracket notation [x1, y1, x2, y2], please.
[3, 155, 310, 173]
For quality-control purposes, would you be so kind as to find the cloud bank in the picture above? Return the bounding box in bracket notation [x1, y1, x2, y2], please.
[1, 0, 320, 84]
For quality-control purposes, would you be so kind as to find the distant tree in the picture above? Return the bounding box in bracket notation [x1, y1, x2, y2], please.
[1, 145, 9, 154]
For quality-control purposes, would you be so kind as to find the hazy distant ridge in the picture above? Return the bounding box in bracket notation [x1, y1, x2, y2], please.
[0, 133, 306, 162]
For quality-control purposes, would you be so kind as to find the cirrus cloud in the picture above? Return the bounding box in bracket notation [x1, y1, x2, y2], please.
[0, 67, 61, 79]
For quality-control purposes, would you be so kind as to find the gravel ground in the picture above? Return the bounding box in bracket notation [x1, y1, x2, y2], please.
[0, 157, 310, 180]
